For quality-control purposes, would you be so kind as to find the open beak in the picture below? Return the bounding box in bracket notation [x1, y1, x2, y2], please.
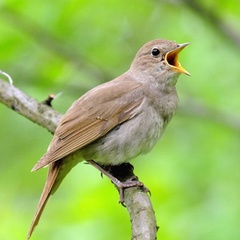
[165, 43, 190, 76]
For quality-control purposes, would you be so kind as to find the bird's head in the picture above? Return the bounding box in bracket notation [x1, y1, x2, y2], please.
[131, 39, 190, 78]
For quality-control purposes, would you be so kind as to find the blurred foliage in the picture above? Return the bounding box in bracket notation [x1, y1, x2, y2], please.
[0, 0, 240, 240]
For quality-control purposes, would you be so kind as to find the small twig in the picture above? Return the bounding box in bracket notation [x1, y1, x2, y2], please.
[42, 94, 55, 107]
[0, 70, 14, 85]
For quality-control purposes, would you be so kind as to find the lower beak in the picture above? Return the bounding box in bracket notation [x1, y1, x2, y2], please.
[165, 43, 190, 76]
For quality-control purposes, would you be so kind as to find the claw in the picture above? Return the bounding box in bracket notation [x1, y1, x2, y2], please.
[114, 179, 148, 204]
[87, 160, 149, 204]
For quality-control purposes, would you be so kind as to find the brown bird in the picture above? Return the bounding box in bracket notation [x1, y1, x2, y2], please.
[27, 39, 190, 239]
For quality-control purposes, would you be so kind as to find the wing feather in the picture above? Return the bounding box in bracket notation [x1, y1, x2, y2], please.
[32, 78, 143, 171]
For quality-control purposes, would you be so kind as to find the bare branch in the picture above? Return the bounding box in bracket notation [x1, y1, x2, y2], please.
[124, 187, 158, 240]
[0, 78, 62, 134]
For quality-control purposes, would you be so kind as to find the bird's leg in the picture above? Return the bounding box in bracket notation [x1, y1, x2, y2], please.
[87, 160, 149, 203]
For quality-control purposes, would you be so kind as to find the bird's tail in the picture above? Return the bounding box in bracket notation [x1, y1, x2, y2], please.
[27, 160, 62, 240]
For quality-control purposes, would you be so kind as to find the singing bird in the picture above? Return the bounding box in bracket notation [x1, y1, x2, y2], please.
[27, 39, 190, 239]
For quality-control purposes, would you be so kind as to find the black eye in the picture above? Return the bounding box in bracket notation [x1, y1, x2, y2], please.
[151, 47, 160, 57]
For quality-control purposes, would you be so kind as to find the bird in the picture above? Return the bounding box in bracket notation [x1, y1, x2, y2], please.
[27, 39, 190, 239]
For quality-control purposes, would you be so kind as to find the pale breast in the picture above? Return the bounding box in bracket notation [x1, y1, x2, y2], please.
[81, 105, 165, 165]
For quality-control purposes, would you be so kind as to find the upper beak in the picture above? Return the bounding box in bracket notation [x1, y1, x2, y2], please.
[165, 43, 190, 76]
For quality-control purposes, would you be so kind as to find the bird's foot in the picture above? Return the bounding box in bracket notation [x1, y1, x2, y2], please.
[87, 160, 149, 203]
[114, 177, 149, 204]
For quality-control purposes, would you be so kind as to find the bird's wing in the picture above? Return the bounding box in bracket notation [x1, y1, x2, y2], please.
[32, 78, 143, 171]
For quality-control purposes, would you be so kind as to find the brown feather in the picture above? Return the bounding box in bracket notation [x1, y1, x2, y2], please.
[27, 161, 62, 239]
[32, 78, 143, 171]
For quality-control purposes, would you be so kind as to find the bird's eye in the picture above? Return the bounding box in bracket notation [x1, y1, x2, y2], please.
[151, 47, 160, 57]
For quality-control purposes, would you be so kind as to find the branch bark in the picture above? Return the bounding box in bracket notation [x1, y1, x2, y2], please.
[0, 77, 158, 240]
[0, 78, 61, 134]
[124, 187, 158, 240]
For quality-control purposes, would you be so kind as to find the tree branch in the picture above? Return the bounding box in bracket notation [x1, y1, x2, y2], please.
[124, 187, 158, 240]
[0, 78, 62, 134]
[0, 77, 157, 239]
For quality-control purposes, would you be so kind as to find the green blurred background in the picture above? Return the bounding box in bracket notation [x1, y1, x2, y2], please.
[0, 0, 239, 239]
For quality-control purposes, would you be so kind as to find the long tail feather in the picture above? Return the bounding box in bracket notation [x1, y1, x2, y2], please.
[27, 160, 62, 240]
